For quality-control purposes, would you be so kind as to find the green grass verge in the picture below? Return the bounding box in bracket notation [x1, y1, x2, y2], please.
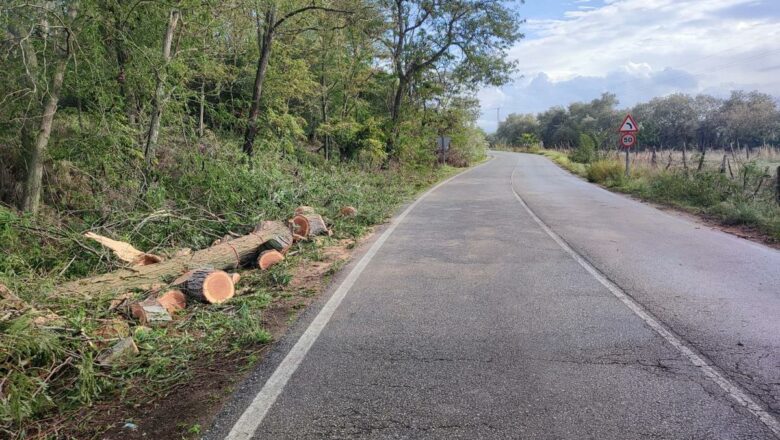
[0, 138, 463, 438]
[535, 150, 780, 241]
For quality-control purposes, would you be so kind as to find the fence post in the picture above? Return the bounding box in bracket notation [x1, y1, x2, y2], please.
[776, 166, 780, 205]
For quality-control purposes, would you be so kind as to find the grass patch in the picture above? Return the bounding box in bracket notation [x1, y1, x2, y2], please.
[587, 159, 624, 185]
[0, 135, 463, 438]
[535, 149, 780, 242]
[539, 150, 587, 177]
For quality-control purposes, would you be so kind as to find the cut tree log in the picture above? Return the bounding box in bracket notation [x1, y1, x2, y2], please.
[130, 298, 172, 326]
[157, 289, 186, 314]
[96, 337, 139, 366]
[291, 213, 329, 238]
[179, 269, 234, 304]
[253, 220, 293, 253]
[84, 232, 162, 266]
[258, 250, 284, 270]
[59, 221, 291, 297]
[230, 273, 241, 285]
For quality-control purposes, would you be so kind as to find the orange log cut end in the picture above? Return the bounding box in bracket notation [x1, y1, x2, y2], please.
[182, 269, 235, 304]
[291, 215, 310, 238]
[258, 250, 284, 270]
[157, 289, 186, 314]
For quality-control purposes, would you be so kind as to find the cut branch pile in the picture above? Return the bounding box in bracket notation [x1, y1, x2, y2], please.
[56, 206, 348, 365]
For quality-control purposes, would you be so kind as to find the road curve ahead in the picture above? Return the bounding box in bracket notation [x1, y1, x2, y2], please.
[212, 151, 780, 440]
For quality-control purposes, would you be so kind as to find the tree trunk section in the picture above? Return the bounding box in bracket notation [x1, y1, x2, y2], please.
[387, 76, 407, 157]
[157, 289, 186, 313]
[253, 220, 293, 253]
[242, 7, 276, 157]
[258, 250, 284, 270]
[21, 5, 77, 213]
[144, 10, 180, 167]
[130, 299, 172, 326]
[179, 269, 234, 304]
[291, 214, 329, 238]
[199, 78, 206, 138]
[697, 145, 706, 171]
[57, 221, 291, 297]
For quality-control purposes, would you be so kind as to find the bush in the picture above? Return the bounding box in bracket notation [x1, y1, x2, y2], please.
[571, 133, 596, 164]
[643, 171, 731, 207]
[587, 160, 624, 184]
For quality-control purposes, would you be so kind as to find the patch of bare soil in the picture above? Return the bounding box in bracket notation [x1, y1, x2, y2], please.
[55, 236, 366, 440]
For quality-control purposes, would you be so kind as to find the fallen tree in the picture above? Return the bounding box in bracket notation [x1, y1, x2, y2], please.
[58, 222, 291, 297]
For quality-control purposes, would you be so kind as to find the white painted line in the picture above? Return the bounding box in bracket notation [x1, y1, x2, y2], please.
[224, 158, 494, 440]
[509, 159, 780, 438]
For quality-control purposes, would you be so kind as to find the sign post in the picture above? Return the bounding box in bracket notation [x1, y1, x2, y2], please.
[618, 114, 639, 177]
[436, 135, 451, 165]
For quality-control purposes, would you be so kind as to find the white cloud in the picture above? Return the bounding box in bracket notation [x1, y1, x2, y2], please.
[479, 0, 780, 131]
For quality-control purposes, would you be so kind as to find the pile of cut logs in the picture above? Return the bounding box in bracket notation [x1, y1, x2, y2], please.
[63, 206, 352, 365]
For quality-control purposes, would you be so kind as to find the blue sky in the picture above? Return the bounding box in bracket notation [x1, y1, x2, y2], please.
[477, 0, 780, 132]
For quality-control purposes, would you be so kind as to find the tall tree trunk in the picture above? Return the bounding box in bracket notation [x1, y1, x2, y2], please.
[10, 23, 40, 183]
[198, 78, 206, 138]
[697, 144, 706, 171]
[319, 62, 330, 160]
[242, 7, 276, 157]
[21, 5, 78, 214]
[144, 10, 180, 167]
[387, 76, 406, 157]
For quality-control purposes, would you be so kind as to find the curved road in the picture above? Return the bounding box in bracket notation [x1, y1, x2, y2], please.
[210, 151, 780, 439]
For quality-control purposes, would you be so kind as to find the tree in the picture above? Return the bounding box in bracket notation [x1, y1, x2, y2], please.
[721, 91, 780, 149]
[380, 0, 523, 156]
[143, 9, 180, 169]
[242, 0, 353, 157]
[495, 114, 538, 146]
[12, 2, 80, 214]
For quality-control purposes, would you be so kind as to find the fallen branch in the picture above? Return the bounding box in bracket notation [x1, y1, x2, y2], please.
[84, 232, 162, 266]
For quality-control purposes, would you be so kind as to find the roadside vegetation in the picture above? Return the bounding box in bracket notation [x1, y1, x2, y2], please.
[0, 1, 520, 437]
[492, 92, 780, 243]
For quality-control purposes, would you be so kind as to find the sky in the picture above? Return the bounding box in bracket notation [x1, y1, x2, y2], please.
[477, 0, 780, 132]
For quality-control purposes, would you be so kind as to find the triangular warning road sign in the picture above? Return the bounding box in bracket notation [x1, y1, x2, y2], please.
[620, 114, 638, 133]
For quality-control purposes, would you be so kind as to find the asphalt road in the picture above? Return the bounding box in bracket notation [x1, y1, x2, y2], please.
[210, 151, 780, 439]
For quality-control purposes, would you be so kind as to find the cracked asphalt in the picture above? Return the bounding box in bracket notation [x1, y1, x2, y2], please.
[211, 151, 780, 439]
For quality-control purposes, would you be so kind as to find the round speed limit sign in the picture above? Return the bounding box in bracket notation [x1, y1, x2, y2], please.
[621, 133, 636, 148]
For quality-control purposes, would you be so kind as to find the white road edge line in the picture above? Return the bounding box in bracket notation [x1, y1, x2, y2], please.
[509, 158, 780, 438]
[223, 157, 494, 440]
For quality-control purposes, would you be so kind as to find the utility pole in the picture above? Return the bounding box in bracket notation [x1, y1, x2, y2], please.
[496, 107, 500, 128]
